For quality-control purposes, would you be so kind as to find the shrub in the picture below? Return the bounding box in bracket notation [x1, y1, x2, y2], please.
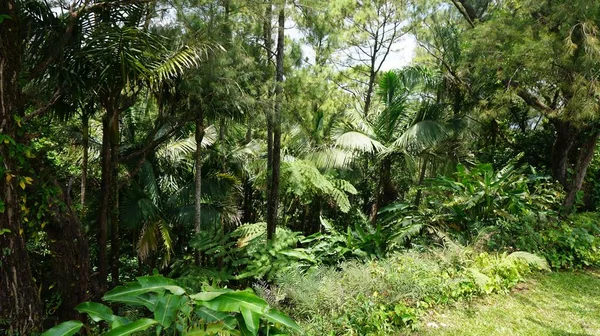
[540, 213, 600, 269]
[422, 155, 563, 243]
[273, 246, 547, 335]
[42, 275, 299, 336]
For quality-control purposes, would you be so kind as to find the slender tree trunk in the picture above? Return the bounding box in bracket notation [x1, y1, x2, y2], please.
[310, 197, 322, 234]
[414, 156, 428, 207]
[564, 131, 600, 208]
[0, 2, 43, 331]
[107, 102, 120, 287]
[110, 164, 119, 286]
[551, 120, 578, 188]
[363, 26, 379, 117]
[194, 109, 205, 265]
[364, 68, 376, 117]
[81, 115, 89, 208]
[264, 1, 274, 221]
[242, 178, 255, 224]
[97, 115, 112, 292]
[371, 157, 394, 225]
[264, 1, 274, 237]
[242, 124, 254, 223]
[267, 3, 285, 241]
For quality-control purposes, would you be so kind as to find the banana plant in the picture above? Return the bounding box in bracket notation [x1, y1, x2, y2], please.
[41, 275, 300, 336]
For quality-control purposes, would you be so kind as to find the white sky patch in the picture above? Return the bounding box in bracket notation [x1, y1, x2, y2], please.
[286, 24, 416, 71]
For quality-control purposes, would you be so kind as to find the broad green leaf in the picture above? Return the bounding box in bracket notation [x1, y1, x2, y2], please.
[200, 291, 268, 314]
[111, 316, 131, 329]
[236, 315, 254, 336]
[280, 249, 316, 262]
[104, 318, 157, 336]
[190, 289, 230, 302]
[75, 301, 114, 322]
[103, 276, 184, 302]
[195, 306, 232, 323]
[264, 308, 301, 331]
[104, 292, 157, 310]
[240, 307, 260, 336]
[41, 320, 83, 336]
[335, 131, 386, 153]
[154, 293, 183, 328]
[184, 329, 207, 336]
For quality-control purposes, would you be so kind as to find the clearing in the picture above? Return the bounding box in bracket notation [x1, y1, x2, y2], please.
[418, 271, 600, 336]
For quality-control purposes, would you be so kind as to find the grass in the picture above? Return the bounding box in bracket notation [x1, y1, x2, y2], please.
[417, 270, 600, 336]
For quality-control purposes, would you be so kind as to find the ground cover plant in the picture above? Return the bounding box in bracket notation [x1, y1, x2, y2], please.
[418, 271, 600, 336]
[271, 245, 550, 335]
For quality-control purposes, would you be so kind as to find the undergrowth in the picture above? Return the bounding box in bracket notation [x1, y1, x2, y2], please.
[267, 245, 548, 336]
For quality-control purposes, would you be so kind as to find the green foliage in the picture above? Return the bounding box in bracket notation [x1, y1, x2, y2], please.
[237, 228, 316, 280]
[280, 159, 357, 213]
[43, 275, 299, 335]
[422, 155, 563, 242]
[539, 213, 600, 269]
[178, 223, 317, 284]
[305, 215, 391, 263]
[275, 246, 547, 335]
[41, 320, 83, 336]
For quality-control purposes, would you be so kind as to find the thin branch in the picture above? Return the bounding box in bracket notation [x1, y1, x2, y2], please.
[23, 89, 62, 122]
[515, 88, 553, 114]
[117, 118, 189, 164]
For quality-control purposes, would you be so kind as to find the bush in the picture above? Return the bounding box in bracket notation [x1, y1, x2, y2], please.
[422, 155, 563, 244]
[540, 213, 600, 269]
[272, 246, 548, 335]
[42, 275, 299, 336]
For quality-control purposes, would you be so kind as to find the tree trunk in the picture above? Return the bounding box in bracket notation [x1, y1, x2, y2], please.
[96, 115, 112, 292]
[363, 24, 379, 118]
[109, 103, 120, 286]
[194, 109, 205, 265]
[81, 115, 89, 208]
[46, 182, 90, 323]
[267, 4, 285, 241]
[0, 1, 43, 331]
[414, 156, 428, 207]
[242, 123, 255, 224]
[551, 120, 578, 188]
[110, 165, 119, 286]
[242, 177, 255, 224]
[564, 131, 600, 208]
[363, 69, 376, 117]
[371, 157, 394, 225]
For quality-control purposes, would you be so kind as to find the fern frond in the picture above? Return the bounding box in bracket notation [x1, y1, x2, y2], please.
[232, 222, 267, 247]
[508, 251, 550, 271]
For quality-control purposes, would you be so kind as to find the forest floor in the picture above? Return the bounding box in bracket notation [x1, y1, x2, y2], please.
[416, 270, 600, 336]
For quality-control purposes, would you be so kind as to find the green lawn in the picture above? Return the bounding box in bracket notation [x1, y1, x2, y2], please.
[417, 271, 600, 336]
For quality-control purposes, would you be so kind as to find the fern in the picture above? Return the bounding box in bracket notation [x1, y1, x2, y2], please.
[281, 160, 357, 213]
[232, 222, 267, 247]
[508, 251, 550, 271]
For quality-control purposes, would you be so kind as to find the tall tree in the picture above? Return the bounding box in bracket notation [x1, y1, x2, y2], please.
[461, 0, 600, 208]
[0, 2, 43, 332]
[266, 1, 285, 240]
[339, 0, 411, 116]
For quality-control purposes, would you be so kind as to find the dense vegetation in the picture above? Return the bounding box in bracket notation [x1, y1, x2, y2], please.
[1, 0, 600, 335]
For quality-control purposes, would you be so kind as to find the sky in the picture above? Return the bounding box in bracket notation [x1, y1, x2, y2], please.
[286, 23, 417, 71]
[51, 4, 417, 71]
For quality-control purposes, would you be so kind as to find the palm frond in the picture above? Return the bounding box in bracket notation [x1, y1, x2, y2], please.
[335, 131, 386, 153]
[149, 45, 202, 85]
[305, 148, 357, 169]
[393, 120, 449, 153]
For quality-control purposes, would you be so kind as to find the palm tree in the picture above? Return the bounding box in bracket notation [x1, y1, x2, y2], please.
[335, 67, 450, 223]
